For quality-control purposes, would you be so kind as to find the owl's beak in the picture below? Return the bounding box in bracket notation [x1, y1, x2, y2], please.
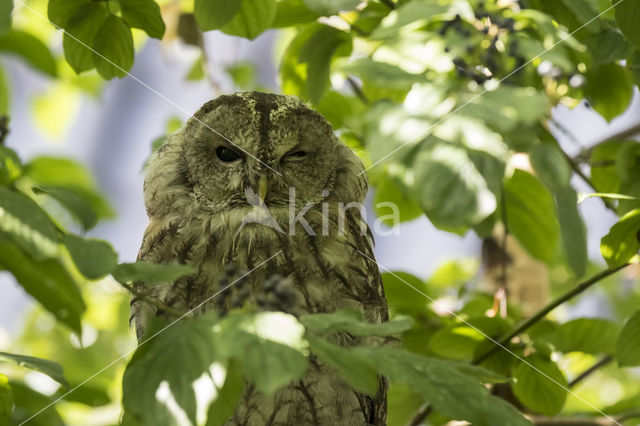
[258, 173, 268, 203]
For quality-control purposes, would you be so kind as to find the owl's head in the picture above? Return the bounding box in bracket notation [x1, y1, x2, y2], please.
[144, 92, 367, 222]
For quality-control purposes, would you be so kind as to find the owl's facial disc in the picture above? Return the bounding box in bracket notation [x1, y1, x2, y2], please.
[181, 92, 339, 213]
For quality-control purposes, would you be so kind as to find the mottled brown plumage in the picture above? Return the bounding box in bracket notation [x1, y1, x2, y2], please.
[131, 92, 389, 425]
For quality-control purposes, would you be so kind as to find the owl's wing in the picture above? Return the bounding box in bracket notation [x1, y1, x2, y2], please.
[129, 217, 196, 340]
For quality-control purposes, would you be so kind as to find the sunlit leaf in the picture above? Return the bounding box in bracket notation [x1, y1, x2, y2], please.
[194, 0, 242, 31]
[31, 82, 80, 140]
[112, 261, 196, 284]
[381, 271, 430, 314]
[0, 352, 69, 387]
[63, 234, 117, 280]
[373, 177, 423, 227]
[122, 315, 218, 426]
[0, 186, 59, 260]
[272, 0, 319, 27]
[299, 25, 351, 104]
[413, 138, 499, 230]
[504, 170, 559, 263]
[220, 0, 276, 40]
[600, 208, 640, 268]
[584, 64, 634, 122]
[0, 374, 12, 426]
[530, 143, 571, 192]
[616, 310, 640, 367]
[548, 318, 620, 355]
[93, 15, 135, 79]
[512, 355, 567, 416]
[225, 61, 256, 89]
[0, 30, 56, 77]
[0, 0, 11, 35]
[339, 58, 426, 89]
[240, 338, 307, 394]
[120, 0, 165, 39]
[0, 146, 20, 186]
[300, 309, 413, 336]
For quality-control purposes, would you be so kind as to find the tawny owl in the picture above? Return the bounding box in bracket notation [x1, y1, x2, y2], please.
[130, 91, 389, 425]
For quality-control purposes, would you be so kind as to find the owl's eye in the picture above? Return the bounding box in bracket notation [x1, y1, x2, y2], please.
[284, 150, 307, 161]
[216, 146, 242, 162]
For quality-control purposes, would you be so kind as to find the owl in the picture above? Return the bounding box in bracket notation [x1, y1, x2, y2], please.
[130, 92, 389, 425]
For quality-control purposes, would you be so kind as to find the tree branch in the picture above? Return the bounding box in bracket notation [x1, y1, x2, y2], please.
[473, 264, 630, 364]
[577, 122, 640, 161]
[568, 355, 613, 388]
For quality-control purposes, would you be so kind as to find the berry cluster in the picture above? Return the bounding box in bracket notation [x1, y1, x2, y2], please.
[440, 3, 527, 84]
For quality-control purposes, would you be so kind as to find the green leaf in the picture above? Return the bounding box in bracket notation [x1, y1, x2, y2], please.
[24, 157, 114, 227]
[555, 187, 588, 277]
[0, 146, 20, 186]
[584, 64, 634, 122]
[120, 0, 165, 39]
[0, 30, 56, 77]
[0, 352, 69, 387]
[590, 141, 622, 194]
[299, 25, 351, 104]
[428, 324, 486, 361]
[205, 360, 244, 426]
[185, 55, 204, 81]
[0, 0, 11, 35]
[512, 355, 568, 416]
[616, 310, 640, 367]
[63, 234, 117, 280]
[582, 28, 634, 64]
[0, 374, 12, 426]
[240, 338, 307, 394]
[225, 60, 256, 89]
[600, 208, 640, 268]
[122, 315, 218, 426]
[93, 15, 134, 79]
[9, 382, 64, 426]
[339, 58, 426, 89]
[373, 178, 423, 227]
[504, 169, 559, 263]
[194, 0, 243, 31]
[0, 186, 59, 260]
[47, 0, 89, 28]
[303, 0, 361, 15]
[529, 143, 571, 192]
[272, 0, 319, 27]
[306, 334, 378, 395]
[381, 271, 430, 314]
[615, 0, 640, 48]
[112, 261, 196, 284]
[355, 347, 532, 426]
[548, 318, 620, 354]
[220, 0, 276, 40]
[35, 186, 99, 230]
[63, 3, 110, 73]
[301, 309, 413, 336]
[54, 385, 110, 407]
[463, 87, 550, 132]
[0, 242, 85, 333]
[413, 139, 499, 230]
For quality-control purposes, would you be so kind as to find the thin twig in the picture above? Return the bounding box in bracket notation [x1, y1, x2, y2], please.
[473, 264, 630, 364]
[0, 116, 8, 145]
[407, 404, 432, 426]
[560, 149, 617, 213]
[577, 122, 640, 161]
[347, 77, 369, 104]
[119, 282, 184, 317]
[568, 355, 613, 388]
